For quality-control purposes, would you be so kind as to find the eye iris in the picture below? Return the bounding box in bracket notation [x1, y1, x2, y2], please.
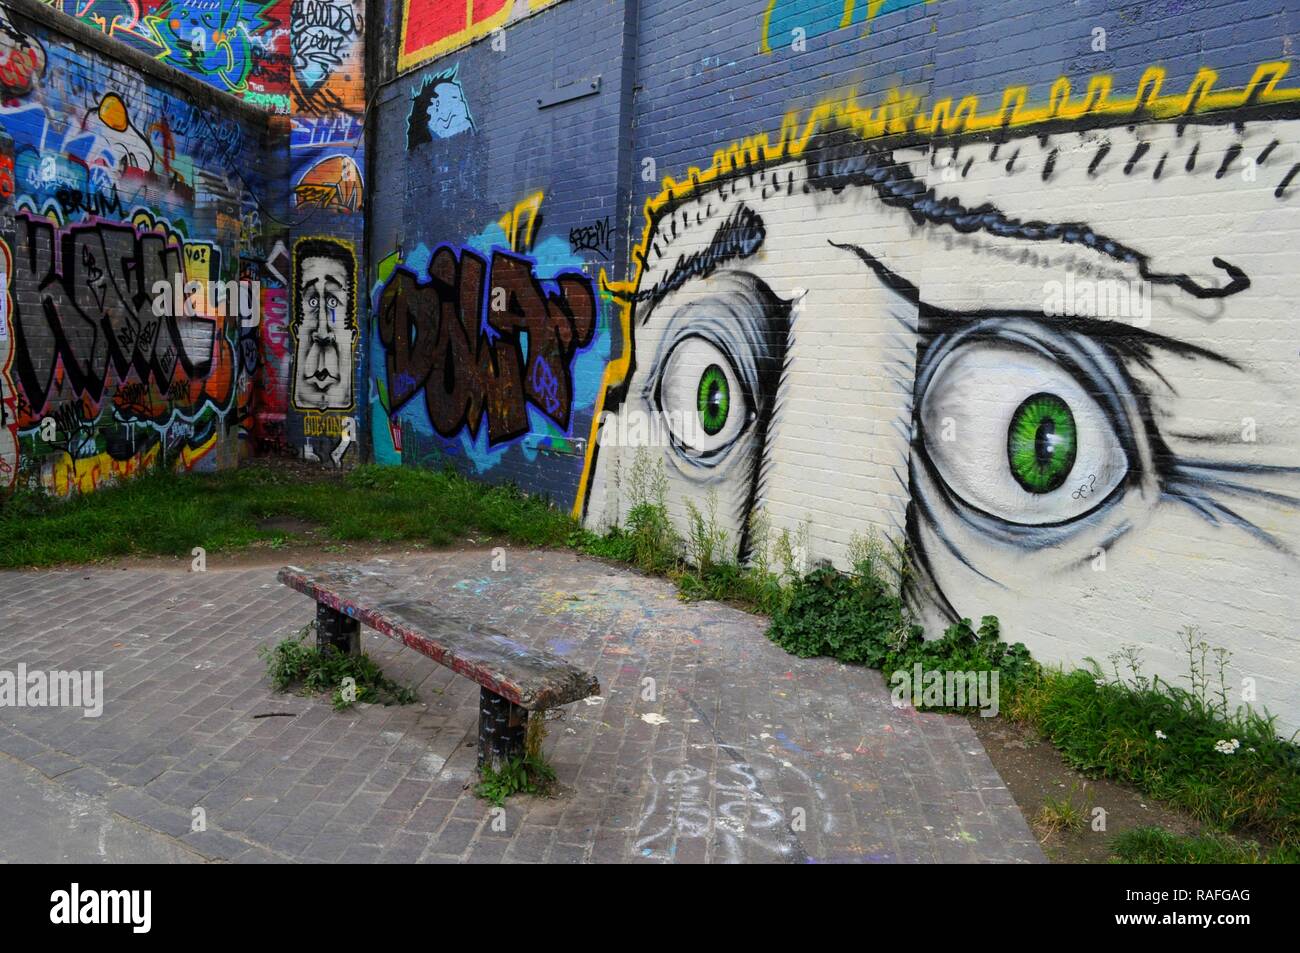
[1007, 392, 1077, 493]
[696, 364, 730, 436]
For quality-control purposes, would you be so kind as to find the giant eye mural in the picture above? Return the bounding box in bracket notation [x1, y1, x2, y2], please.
[579, 64, 1300, 722]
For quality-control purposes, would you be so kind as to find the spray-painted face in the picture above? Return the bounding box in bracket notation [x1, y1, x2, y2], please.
[426, 81, 472, 139]
[584, 116, 1300, 730]
[293, 254, 353, 410]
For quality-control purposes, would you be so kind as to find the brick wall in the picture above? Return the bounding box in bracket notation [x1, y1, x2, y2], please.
[369, 0, 1300, 733]
[0, 0, 274, 493]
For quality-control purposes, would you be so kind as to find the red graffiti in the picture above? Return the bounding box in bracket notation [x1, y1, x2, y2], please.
[401, 0, 557, 67]
[0, 14, 46, 96]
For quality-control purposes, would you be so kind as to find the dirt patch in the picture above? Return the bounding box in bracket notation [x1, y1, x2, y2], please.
[256, 515, 321, 536]
[968, 714, 1201, 863]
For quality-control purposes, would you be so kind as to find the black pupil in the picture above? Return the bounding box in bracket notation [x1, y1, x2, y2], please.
[1034, 420, 1056, 467]
[707, 380, 722, 411]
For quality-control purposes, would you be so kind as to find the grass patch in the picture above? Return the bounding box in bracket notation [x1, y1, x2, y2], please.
[475, 709, 557, 805]
[474, 755, 557, 806]
[259, 627, 418, 710]
[1110, 826, 1299, 864]
[1006, 630, 1300, 847]
[1033, 785, 1092, 841]
[0, 463, 578, 567]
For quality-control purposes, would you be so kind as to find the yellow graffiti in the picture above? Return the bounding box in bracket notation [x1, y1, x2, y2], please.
[497, 190, 545, 252]
[179, 432, 218, 469]
[44, 444, 161, 496]
[570, 60, 1300, 515]
[43, 433, 219, 495]
[303, 411, 348, 437]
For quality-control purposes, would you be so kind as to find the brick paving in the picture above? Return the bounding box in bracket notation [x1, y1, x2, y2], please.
[0, 548, 1044, 863]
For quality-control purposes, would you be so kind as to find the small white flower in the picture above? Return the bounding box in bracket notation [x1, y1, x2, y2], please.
[1213, 738, 1241, 755]
[1094, 678, 1106, 687]
[1246, 747, 1256, 753]
[1155, 730, 1167, 740]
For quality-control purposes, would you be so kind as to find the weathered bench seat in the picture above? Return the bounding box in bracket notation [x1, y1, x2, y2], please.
[277, 564, 600, 769]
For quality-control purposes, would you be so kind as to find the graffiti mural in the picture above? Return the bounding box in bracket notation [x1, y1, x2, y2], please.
[377, 244, 595, 443]
[0, 6, 45, 95]
[290, 0, 362, 115]
[398, 0, 559, 72]
[291, 237, 356, 413]
[370, 194, 607, 478]
[8, 212, 240, 492]
[0, 4, 261, 493]
[578, 63, 1300, 727]
[293, 153, 362, 212]
[406, 66, 474, 147]
[43, 0, 289, 103]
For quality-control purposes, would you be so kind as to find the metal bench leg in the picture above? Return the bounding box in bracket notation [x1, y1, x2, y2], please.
[316, 602, 360, 657]
[478, 687, 527, 772]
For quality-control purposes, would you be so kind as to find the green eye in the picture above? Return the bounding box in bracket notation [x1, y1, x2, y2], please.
[1007, 392, 1077, 493]
[696, 363, 730, 436]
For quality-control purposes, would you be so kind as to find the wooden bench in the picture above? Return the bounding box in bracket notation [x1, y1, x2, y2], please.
[277, 565, 600, 771]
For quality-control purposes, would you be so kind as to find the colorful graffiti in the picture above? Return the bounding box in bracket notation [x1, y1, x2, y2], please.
[291, 236, 356, 413]
[9, 213, 224, 418]
[0, 5, 259, 492]
[371, 194, 607, 476]
[398, 0, 559, 72]
[9, 211, 239, 492]
[0, 6, 45, 95]
[406, 66, 474, 147]
[44, 0, 287, 101]
[290, 0, 361, 115]
[377, 245, 596, 443]
[293, 153, 362, 212]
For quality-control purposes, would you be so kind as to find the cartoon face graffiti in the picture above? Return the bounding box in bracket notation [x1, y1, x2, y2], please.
[291, 239, 356, 411]
[88, 93, 156, 174]
[406, 68, 474, 147]
[584, 93, 1300, 730]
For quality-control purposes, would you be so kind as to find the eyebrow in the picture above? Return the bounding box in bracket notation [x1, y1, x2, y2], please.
[804, 129, 1251, 301]
[634, 203, 766, 309]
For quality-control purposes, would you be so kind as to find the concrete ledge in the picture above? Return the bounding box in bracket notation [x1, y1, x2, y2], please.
[5, 0, 272, 131]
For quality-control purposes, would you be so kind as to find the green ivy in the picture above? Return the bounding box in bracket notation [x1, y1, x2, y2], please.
[767, 566, 921, 668]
